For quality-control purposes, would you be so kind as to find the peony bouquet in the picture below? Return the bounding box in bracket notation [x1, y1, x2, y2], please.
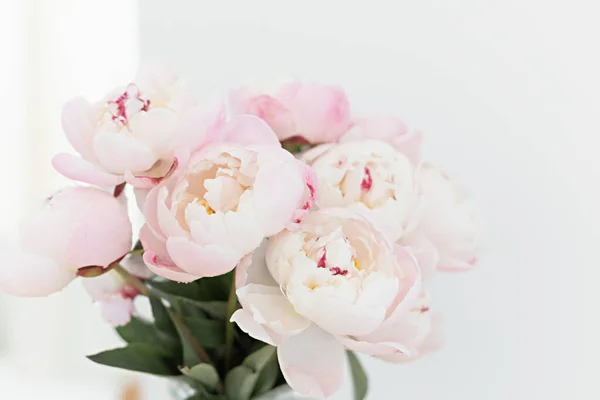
[0, 64, 481, 399]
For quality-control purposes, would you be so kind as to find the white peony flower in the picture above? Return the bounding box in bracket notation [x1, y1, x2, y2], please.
[232, 208, 423, 397]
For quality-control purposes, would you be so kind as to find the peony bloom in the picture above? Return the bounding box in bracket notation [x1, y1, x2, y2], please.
[53, 64, 224, 188]
[81, 255, 152, 327]
[229, 80, 350, 144]
[302, 139, 420, 242]
[416, 163, 482, 271]
[0, 187, 132, 297]
[231, 208, 422, 397]
[342, 115, 423, 166]
[141, 116, 317, 282]
[302, 138, 443, 276]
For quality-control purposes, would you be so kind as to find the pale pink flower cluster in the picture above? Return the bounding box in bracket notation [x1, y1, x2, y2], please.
[0, 65, 481, 397]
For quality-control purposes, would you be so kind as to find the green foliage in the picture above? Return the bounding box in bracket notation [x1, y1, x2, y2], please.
[224, 345, 281, 400]
[348, 351, 369, 400]
[89, 272, 291, 398]
[87, 344, 179, 376]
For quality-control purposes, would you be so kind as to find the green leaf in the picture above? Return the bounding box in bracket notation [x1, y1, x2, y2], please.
[150, 282, 229, 319]
[252, 350, 281, 397]
[168, 306, 219, 367]
[181, 364, 221, 392]
[116, 317, 164, 348]
[181, 316, 225, 349]
[150, 296, 178, 336]
[150, 272, 233, 303]
[87, 344, 178, 376]
[225, 345, 277, 400]
[348, 351, 368, 400]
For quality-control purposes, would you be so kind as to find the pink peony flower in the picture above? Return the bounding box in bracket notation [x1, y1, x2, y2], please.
[141, 116, 317, 282]
[232, 208, 425, 397]
[416, 163, 483, 271]
[0, 187, 132, 297]
[52, 63, 225, 189]
[229, 80, 350, 144]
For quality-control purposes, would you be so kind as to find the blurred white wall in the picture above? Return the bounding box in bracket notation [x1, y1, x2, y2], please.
[0, 0, 168, 398]
[137, 1, 597, 399]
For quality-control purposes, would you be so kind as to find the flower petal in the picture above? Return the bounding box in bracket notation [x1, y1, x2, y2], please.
[253, 155, 306, 235]
[0, 247, 75, 297]
[142, 250, 198, 283]
[99, 295, 135, 327]
[235, 240, 277, 288]
[217, 115, 280, 147]
[93, 132, 157, 174]
[166, 237, 241, 277]
[343, 116, 422, 166]
[61, 97, 96, 161]
[278, 325, 345, 398]
[130, 108, 178, 157]
[156, 187, 189, 238]
[52, 153, 124, 186]
[178, 101, 226, 153]
[230, 309, 284, 346]
[237, 284, 311, 336]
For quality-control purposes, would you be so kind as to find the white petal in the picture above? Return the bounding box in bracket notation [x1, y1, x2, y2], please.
[93, 132, 157, 174]
[230, 309, 283, 346]
[237, 284, 310, 336]
[278, 325, 345, 398]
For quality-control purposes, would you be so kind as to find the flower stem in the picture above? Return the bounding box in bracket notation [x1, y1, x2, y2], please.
[113, 264, 150, 297]
[129, 248, 145, 257]
[224, 276, 238, 373]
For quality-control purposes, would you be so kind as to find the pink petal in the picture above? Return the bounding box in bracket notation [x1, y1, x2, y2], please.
[61, 188, 132, 269]
[61, 97, 96, 161]
[178, 102, 226, 153]
[253, 155, 306, 235]
[0, 247, 75, 297]
[381, 245, 422, 324]
[278, 325, 345, 398]
[124, 157, 179, 189]
[400, 234, 439, 281]
[166, 237, 241, 277]
[216, 115, 280, 147]
[99, 295, 135, 327]
[230, 90, 296, 140]
[130, 108, 178, 157]
[281, 83, 350, 143]
[134, 188, 150, 212]
[81, 270, 124, 300]
[121, 254, 153, 279]
[52, 153, 124, 187]
[93, 133, 157, 174]
[143, 251, 198, 283]
[139, 224, 168, 260]
[418, 313, 445, 354]
[156, 187, 189, 238]
[345, 116, 423, 166]
[142, 187, 166, 240]
[230, 309, 284, 347]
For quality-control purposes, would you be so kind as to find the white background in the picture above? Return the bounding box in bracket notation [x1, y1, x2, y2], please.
[1, 1, 599, 399]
